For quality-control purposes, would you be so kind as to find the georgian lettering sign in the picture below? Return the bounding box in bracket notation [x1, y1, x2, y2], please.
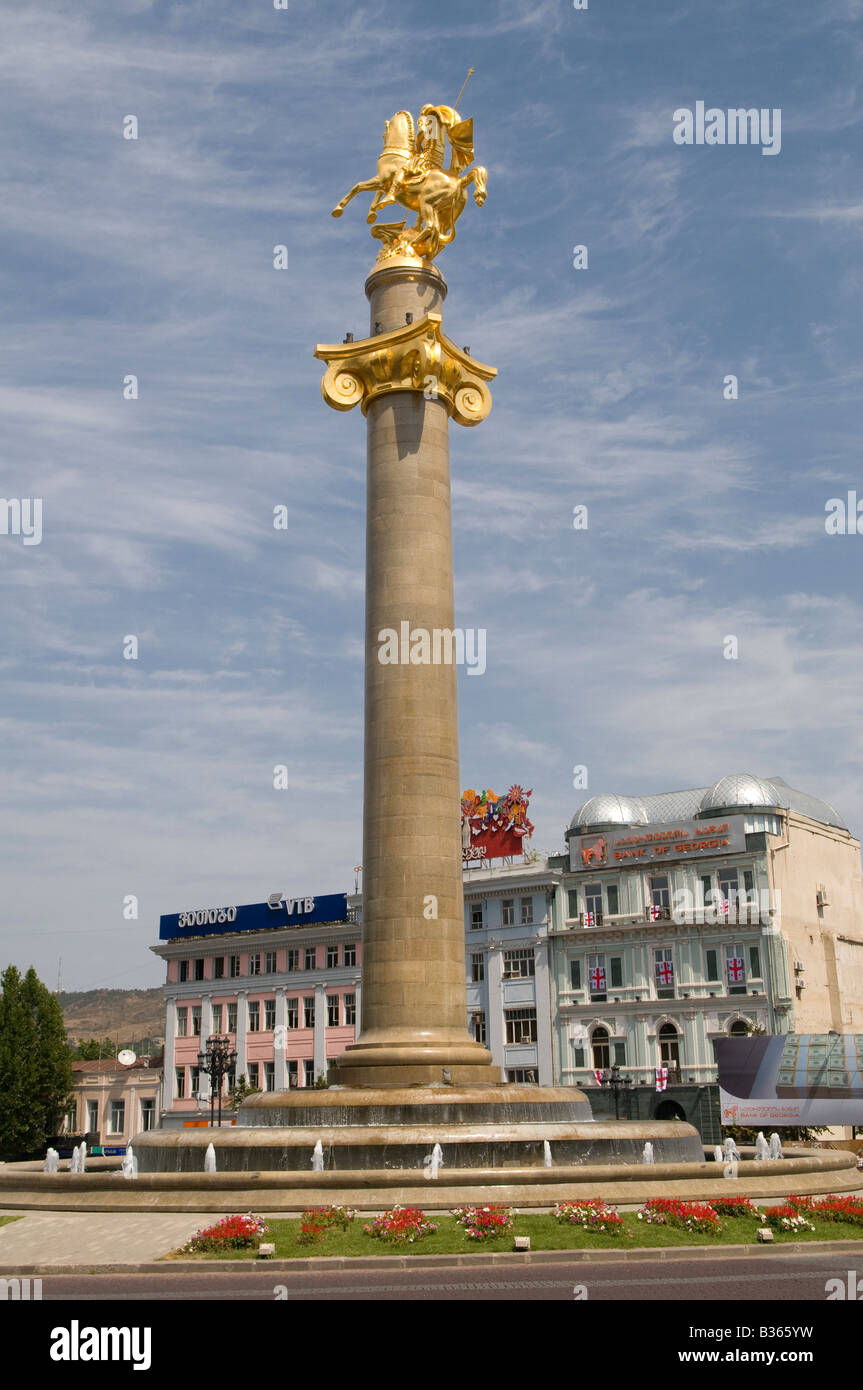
[159, 892, 348, 941]
[569, 817, 748, 872]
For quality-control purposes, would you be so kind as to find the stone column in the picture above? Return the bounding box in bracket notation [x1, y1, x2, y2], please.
[163, 997, 176, 1105]
[313, 983, 327, 1080]
[274, 988, 287, 1090]
[199, 996, 212, 1102]
[235, 992, 248, 1080]
[316, 258, 497, 1087]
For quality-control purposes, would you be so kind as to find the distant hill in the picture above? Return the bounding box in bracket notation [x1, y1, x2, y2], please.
[57, 988, 165, 1047]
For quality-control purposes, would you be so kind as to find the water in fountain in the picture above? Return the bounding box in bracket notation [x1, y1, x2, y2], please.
[121, 1146, 138, 1180]
[424, 1143, 443, 1180]
[768, 1132, 783, 1160]
[543, 1140, 552, 1168]
[724, 1137, 740, 1162]
[43, 1148, 59, 1174]
[754, 1132, 769, 1162]
[311, 1140, 324, 1172]
[642, 1142, 655, 1164]
[204, 1143, 217, 1173]
[713, 1145, 724, 1164]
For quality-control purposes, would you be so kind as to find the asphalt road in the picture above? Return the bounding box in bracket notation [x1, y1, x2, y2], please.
[34, 1250, 862, 1300]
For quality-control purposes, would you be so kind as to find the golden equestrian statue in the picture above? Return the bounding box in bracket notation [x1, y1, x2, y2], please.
[331, 72, 488, 263]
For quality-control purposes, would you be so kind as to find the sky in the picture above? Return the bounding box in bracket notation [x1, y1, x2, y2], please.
[1, 0, 861, 991]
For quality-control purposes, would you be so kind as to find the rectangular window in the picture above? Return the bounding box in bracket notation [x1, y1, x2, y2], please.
[86, 1099, 99, 1132]
[567, 888, 579, 919]
[287, 1060, 298, 1088]
[506, 1068, 538, 1084]
[305, 947, 316, 971]
[214, 956, 225, 980]
[520, 896, 534, 925]
[700, 874, 713, 906]
[304, 997, 315, 1028]
[613, 1041, 626, 1066]
[194, 958, 205, 981]
[227, 1003, 237, 1033]
[229, 955, 241, 979]
[606, 884, 619, 916]
[743, 869, 754, 893]
[705, 949, 719, 982]
[654, 948, 674, 999]
[588, 953, 606, 1001]
[64, 1105, 77, 1132]
[175, 1068, 185, 1100]
[249, 953, 261, 977]
[191, 1006, 201, 1036]
[303, 1060, 315, 1087]
[504, 1007, 537, 1045]
[287, 949, 299, 972]
[176, 1006, 188, 1038]
[473, 1011, 486, 1044]
[719, 869, 739, 917]
[287, 997, 299, 1030]
[471, 952, 485, 982]
[326, 945, 339, 968]
[248, 1062, 260, 1089]
[179, 960, 189, 983]
[264, 1061, 275, 1092]
[650, 875, 670, 910]
[470, 903, 484, 930]
[109, 1100, 125, 1134]
[265, 951, 277, 974]
[248, 1001, 260, 1032]
[344, 993, 356, 1026]
[726, 945, 747, 994]
[501, 899, 515, 926]
[140, 1099, 155, 1131]
[584, 883, 602, 920]
[503, 948, 534, 979]
[610, 957, 623, 989]
[264, 999, 276, 1031]
[749, 946, 761, 979]
[570, 959, 582, 990]
[189, 1066, 200, 1097]
[211, 1004, 223, 1034]
[327, 995, 340, 1027]
[573, 1045, 585, 1068]
[343, 943, 356, 967]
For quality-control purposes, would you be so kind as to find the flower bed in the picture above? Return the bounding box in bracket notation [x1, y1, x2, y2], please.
[182, 1213, 269, 1253]
[553, 1200, 624, 1234]
[638, 1198, 723, 1235]
[452, 1204, 514, 1241]
[297, 1206, 357, 1246]
[802, 1195, 863, 1227]
[762, 1204, 816, 1233]
[709, 1195, 757, 1218]
[363, 1206, 438, 1245]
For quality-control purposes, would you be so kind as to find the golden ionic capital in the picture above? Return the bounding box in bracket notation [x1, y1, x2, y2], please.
[314, 313, 496, 427]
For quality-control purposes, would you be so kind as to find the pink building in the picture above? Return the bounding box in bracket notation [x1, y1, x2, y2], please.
[152, 892, 362, 1128]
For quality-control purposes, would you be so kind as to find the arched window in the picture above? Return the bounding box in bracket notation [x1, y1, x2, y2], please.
[658, 1022, 680, 1068]
[592, 1026, 610, 1070]
[729, 1020, 748, 1038]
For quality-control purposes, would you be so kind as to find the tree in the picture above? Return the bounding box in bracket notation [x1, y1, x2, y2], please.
[70, 1037, 119, 1061]
[0, 965, 74, 1159]
[227, 1074, 262, 1111]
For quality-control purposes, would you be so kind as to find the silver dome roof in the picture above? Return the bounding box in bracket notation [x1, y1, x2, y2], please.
[570, 794, 649, 831]
[699, 773, 780, 814]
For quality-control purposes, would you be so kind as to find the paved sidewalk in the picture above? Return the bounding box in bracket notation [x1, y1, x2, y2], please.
[0, 1211, 220, 1266]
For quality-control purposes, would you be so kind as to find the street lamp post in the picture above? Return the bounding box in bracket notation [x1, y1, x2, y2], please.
[601, 1064, 635, 1120]
[197, 1034, 237, 1128]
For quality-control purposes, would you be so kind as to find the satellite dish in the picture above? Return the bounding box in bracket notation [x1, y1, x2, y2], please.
[117, 1049, 136, 1066]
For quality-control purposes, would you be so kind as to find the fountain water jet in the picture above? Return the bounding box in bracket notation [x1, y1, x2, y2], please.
[204, 1143, 217, 1173]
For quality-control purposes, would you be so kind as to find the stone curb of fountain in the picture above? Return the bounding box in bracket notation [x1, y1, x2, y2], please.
[2, 1238, 861, 1276]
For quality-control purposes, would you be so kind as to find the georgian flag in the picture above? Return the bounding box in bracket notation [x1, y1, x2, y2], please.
[589, 965, 606, 992]
[583, 911, 596, 927]
[648, 905, 663, 920]
[594, 1068, 604, 1086]
[655, 1066, 669, 1092]
[727, 955, 745, 983]
[656, 960, 673, 986]
[719, 899, 730, 916]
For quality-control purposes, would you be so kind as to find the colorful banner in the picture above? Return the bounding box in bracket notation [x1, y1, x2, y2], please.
[461, 785, 534, 862]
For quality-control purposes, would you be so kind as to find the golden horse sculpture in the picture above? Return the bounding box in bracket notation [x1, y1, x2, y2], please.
[332, 104, 488, 263]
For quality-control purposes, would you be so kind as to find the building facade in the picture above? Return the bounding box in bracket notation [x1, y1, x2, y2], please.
[551, 773, 863, 1092]
[64, 1055, 163, 1146]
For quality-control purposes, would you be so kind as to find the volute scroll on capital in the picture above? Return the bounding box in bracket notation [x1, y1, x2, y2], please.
[314, 313, 496, 427]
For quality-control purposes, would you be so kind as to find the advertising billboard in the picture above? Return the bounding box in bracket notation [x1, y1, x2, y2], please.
[461, 785, 534, 863]
[159, 892, 348, 941]
[569, 816, 748, 872]
[716, 1034, 863, 1126]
